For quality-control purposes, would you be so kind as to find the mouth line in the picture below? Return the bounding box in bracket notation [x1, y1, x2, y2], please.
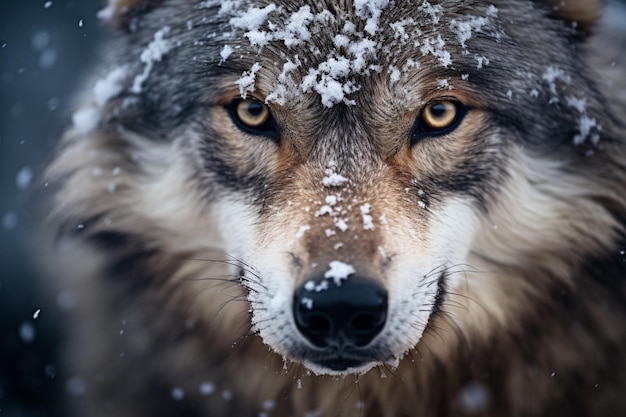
[295, 344, 395, 373]
[315, 356, 370, 372]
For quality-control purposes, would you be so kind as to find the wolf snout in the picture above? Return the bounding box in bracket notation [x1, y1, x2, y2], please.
[293, 277, 388, 351]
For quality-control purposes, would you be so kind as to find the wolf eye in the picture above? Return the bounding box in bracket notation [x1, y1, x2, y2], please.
[237, 100, 270, 127]
[411, 99, 467, 145]
[423, 101, 458, 129]
[227, 99, 278, 140]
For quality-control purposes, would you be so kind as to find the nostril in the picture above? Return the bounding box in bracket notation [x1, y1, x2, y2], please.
[307, 314, 332, 335]
[350, 313, 379, 332]
[294, 309, 334, 347]
[348, 311, 386, 347]
[293, 276, 388, 349]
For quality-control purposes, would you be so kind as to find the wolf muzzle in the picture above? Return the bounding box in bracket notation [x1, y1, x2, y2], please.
[293, 276, 388, 371]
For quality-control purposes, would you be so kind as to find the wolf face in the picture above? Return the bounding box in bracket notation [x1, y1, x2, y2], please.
[171, 0, 618, 375]
[46, 0, 626, 409]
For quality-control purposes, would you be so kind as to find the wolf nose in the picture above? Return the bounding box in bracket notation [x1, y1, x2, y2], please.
[293, 277, 387, 348]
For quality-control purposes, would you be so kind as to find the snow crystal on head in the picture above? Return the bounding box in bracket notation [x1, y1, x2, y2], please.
[565, 96, 602, 146]
[354, 0, 389, 36]
[229, 3, 278, 33]
[224, 0, 393, 107]
[94, 66, 129, 107]
[71, 24, 174, 133]
[236, 62, 262, 98]
[540, 66, 602, 146]
[221, 1, 502, 107]
[449, 5, 498, 49]
[542, 66, 572, 100]
[130, 26, 172, 94]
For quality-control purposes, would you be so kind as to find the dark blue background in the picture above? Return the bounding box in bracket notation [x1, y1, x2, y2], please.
[0, 2, 105, 415]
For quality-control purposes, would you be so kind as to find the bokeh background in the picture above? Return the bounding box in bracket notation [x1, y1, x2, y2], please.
[1, 2, 106, 415]
[1, 1, 625, 416]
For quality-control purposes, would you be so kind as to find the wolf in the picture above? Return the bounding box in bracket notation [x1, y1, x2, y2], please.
[43, 0, 626, 415]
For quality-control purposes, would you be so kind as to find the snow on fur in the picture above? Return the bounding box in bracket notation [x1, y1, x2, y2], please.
[131, 26, 172, 94]
[324, 261, 356, 286]
[223, 1, 502, 107]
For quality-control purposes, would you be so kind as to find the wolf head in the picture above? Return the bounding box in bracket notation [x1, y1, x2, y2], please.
[47, 0, 625, 376]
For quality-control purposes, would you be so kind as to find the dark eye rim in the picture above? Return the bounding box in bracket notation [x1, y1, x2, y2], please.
[225, 98, 280, 141]
[410, 99, 469, 146]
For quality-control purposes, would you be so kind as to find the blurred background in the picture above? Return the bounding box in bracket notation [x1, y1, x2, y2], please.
[0, 2, 106, 415]
[0, 1, 625, 416]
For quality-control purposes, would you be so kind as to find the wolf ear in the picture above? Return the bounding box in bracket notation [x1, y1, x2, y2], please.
[98, 0, 156, 31]
[538, 0, 602, 35]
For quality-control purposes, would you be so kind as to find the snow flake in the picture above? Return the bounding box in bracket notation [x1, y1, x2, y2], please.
[353, 0, 389, 36]
[19, 322, 35, 343]
[296, 225, 311, 239]
[265, 58, 300, 105]
[449, 6, 498, 49]
[130, 26, 172, 94]
[72, 107, 100, 133]
[437, 79, 451, 90]
[199, 382, 215, 395]
[301, 297, 314, 309]
[304, 280, 330, 292]
[419, 35, 451, 68]
[16, 166, 33, 190]
[565, 95, 602, 145]
[360, 204, 375, 230]
[322, 164, 349, 187]
[325, 195, 338, 206]
[390, 18, 417, 40]
[236, 62, 262, 98]
[96, 1, 116, 20]
[542, 66, 571, 101]
[334, 218, 349, 231]
[171, 387, 185, 401]
[322, 172, 349, 187]
[219, 45, 233, 63]
[458, 382, 489, 414]
[418, 1, 443, 25]
[324, 260, 356, 286]
[389, 65, 401, 83]
[94, 66, 128, 107]
[222, 390, 233, 401]
[474, 54, 489, 69]
[281, 6, 315, 47]
[65, 376, 87, 396]
[263, 400, 276, 410]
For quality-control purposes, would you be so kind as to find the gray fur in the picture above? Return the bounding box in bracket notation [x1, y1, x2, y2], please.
[44, 0, 626, 416]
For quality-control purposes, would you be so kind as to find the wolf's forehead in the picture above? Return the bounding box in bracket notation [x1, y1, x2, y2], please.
[217, 0, 501, 107]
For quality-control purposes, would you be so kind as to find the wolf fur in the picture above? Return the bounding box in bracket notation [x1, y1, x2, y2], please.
[44, 0, 626, 416]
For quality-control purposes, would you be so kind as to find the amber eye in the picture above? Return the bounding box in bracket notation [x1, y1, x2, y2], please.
[422, 101, 458, 130]
[227, 99, 279, 140]
[411, 99, 467, 145]
[236, 99, 270, 128]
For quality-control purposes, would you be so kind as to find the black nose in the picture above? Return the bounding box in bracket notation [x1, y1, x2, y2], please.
[293, 277, 387, 349]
